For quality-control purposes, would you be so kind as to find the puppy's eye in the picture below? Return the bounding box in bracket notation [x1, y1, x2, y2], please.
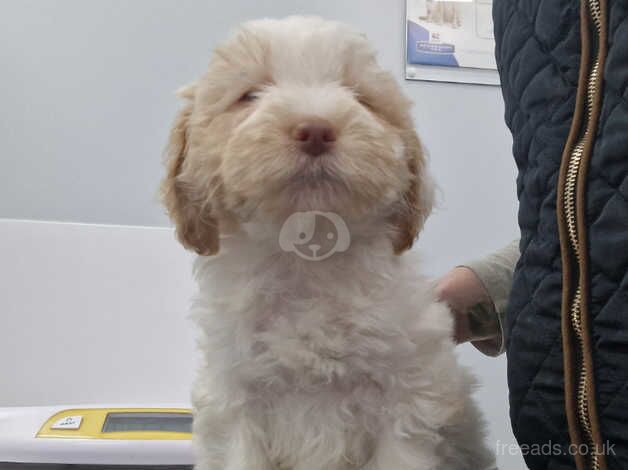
[239, 90, 260, 103]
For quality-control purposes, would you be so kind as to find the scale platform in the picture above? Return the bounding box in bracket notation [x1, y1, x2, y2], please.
[0, 405, 193, 469]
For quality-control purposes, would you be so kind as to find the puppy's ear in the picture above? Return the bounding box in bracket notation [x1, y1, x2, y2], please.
[161, 85, 220, 256]
[390, 129, 434, 254]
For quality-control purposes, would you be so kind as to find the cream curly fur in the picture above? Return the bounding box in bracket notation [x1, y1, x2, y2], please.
[162, 16, 495, 470]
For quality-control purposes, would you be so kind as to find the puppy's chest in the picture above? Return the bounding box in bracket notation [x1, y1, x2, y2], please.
[239, 293, 409, 391]
[247, 309, 385, 467]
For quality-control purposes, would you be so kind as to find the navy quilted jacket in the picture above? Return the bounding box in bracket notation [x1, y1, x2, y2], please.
[494, 0, 628, 469]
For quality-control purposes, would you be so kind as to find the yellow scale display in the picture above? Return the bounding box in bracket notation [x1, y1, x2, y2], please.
[36, 407, 192, 440]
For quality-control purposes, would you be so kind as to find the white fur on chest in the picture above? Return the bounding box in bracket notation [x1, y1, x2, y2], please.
[194, 237, 452, 386]
[189, 238, 490, 470]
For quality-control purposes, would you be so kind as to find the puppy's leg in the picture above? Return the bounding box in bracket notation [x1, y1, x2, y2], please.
[364, 424, 440, 470]
[438, 397, 497, 470]
[194, 405, 274, 470]
[222, 419, 275, 470]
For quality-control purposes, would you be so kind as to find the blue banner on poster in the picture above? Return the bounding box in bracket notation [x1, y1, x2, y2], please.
[406, 0, 497, 76]
[407, 20, 458, 67]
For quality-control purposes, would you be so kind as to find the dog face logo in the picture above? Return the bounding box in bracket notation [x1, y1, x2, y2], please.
[279, 211, 351, 261]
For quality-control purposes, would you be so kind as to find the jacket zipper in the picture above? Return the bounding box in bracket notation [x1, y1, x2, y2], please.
[558, 0, 607, 469]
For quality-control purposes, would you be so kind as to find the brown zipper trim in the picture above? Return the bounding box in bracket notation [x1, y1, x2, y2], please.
[557, 6, 589, 466]
[575, 0, 608, 465]
[556, 1, 608, 469]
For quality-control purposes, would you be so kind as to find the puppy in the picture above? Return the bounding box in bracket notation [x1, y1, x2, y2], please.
[161, 16, 495, 470]
[422, 1, 462, 29]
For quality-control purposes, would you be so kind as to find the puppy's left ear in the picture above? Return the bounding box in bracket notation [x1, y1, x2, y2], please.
[390, 129, 434, 254]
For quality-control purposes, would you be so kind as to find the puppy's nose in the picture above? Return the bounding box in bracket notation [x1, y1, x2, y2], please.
[292, 119, 337, 157]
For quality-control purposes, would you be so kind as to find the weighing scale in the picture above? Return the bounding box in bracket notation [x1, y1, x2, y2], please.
[0, 405, 193, 469]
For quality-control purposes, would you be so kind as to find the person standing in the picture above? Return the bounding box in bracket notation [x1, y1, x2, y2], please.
[436, 1, 628, 469]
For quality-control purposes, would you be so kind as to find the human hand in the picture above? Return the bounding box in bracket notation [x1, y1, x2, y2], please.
[435, 267, 497, 344]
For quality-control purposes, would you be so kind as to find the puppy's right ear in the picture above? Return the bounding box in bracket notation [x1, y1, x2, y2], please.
[161, 85, 220, 255]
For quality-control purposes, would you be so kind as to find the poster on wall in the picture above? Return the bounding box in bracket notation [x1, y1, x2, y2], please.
[405, 0, 499, 85]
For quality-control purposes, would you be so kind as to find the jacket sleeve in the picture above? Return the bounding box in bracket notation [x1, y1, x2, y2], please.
[461, 239, 520, 356]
